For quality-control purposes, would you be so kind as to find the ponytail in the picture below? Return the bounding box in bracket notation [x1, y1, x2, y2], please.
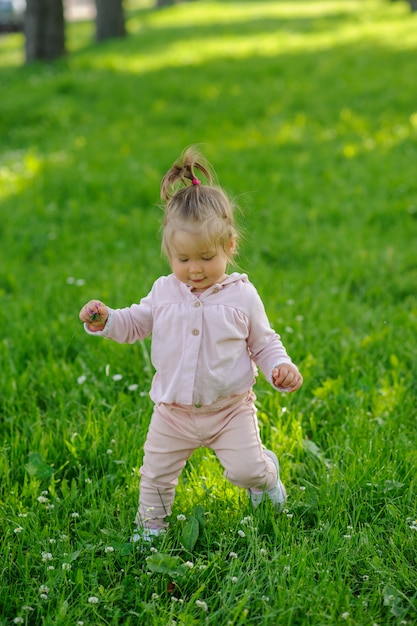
[160, 146, 212, 201]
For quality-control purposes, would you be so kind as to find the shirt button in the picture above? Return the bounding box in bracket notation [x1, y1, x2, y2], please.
[193, 301, 201, 307]
[191, 329, 200, 336]
[212, 288, 219, 293]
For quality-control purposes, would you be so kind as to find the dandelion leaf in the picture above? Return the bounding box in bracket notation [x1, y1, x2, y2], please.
[181, 515, 200, 552]
[25, 453, 54, 480]
[146, 553, 185, 578]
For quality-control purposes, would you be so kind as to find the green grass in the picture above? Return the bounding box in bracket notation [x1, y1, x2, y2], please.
[1, 0, 417, 623]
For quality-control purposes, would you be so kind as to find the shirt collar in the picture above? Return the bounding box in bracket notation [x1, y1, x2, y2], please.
[171, 272, 248, 295]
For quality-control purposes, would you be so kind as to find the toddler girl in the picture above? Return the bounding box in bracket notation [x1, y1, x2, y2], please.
[79, 147, 303, 539]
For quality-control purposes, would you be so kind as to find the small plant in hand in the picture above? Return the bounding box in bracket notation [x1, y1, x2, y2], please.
[87, 302, 102, 322]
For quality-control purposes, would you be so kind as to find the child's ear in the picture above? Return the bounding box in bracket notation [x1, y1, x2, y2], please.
[229, 235, 237, 255]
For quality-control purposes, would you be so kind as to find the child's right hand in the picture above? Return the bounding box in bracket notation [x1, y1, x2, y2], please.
[79, 300, 109, 332]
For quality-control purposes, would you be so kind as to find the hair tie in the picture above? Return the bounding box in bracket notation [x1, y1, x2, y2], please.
[191, 177, 201, 186]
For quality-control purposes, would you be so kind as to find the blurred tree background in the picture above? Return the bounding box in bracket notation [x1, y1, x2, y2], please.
[23, 0, 194, 62]
[19, 0, 417, 63]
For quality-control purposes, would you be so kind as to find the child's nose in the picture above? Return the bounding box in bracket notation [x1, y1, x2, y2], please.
[189, 260, 202, 273]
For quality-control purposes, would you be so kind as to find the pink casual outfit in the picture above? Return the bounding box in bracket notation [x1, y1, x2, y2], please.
[85, 272, 296, 529]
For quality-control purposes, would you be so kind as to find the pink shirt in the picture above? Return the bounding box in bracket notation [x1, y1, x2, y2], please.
[86, 273, 294, 405]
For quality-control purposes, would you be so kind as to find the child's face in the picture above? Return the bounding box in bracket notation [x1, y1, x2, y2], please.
[169, 229, 233, 292]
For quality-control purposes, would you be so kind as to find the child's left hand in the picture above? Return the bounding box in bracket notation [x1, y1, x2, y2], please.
[272, 363, 303, 392]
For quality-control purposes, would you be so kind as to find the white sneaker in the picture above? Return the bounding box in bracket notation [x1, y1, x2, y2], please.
[249, 449, 287, 511]
[130, 527, 161, 543]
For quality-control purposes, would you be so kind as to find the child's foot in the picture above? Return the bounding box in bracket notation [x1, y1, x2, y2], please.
[130, 527, 161, 543]
[249, 449, 287, 511]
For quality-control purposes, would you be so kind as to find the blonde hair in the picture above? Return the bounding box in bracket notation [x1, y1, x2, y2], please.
[160, 146, 238, 260]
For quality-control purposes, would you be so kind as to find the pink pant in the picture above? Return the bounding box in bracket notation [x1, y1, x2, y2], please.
[136, 391, 278, 529]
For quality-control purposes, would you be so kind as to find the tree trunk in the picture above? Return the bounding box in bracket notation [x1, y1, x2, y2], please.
[25, 0, 66, 62]
[409, 0, 417, 11]
[95, 0, 125, 41]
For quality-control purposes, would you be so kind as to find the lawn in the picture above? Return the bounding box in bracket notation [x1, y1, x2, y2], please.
[0, 0, 417, 624]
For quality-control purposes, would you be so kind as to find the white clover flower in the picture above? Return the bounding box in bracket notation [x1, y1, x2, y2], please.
[40, 594, 48, 600]
[104, 546, 114, 553]
[66, 277, 75, 284]
[299, 486, 306, 491]
[176, 514, 187, 521]
[342, 613, 349, 620]
[47, 566, 55, 571]
[77, 375, 87, 385]
[229, 552, 238, 559]
[106, 449, 113, 455]
[71, 512, 79, 518]
[49, 538, 56, 544]
[184, 561, 194, 569]
[14, 527, 24, 534]
[88, 596, 99, 604]
[41, 552, 53, 562]
[128, 384, 139, 391]
[13, 618, 24, 624]
[18, 513, 28, 518]
[37, 495, 49, 503]
[112, 374, 123, 381]
[262, 596, 270, 602]
[240, 516, 252, 525]
[343, 534, 352, 540]
[62, 563, 72, 571]
[39, 585, 50, 594]
[46, 504, 55, 511]
[150, 546, 158, 553]
[78, 622, 84, 626]
[259, 548, 267, 555]
[231, 576, 238, 583]
[22, 606, 34, 612]
[237, 530, 246, 538]
[151, 593, 159, 600]
[196, 600, 208, 612]
[75, 279, 85, 287]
